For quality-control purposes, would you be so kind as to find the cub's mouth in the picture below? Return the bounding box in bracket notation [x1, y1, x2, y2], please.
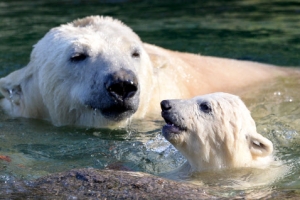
[161, 112, 187, 135]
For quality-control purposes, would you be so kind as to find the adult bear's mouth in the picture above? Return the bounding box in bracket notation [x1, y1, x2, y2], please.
[86, 98, 139, 121]
[100, 103, 138, 121]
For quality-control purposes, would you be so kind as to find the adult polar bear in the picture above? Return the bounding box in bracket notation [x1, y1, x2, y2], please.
[0, 16, 293, 127]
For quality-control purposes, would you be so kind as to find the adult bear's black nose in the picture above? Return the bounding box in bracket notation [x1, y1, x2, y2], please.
[105, 69, 138, 102]
[160, 100, 172, 111]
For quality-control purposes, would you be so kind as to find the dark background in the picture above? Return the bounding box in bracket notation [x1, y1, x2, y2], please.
[1, 0, 300, 78]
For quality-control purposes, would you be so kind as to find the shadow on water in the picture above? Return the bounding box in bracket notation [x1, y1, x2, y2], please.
[1, 0, 300, 198]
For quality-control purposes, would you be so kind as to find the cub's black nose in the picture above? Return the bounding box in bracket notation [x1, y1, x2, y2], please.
[160, 100, 172, 111]
[105, 69, 138, 101]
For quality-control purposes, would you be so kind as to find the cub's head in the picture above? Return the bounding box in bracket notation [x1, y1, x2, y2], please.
[161, 92, 273, 171]
[0, 16, 154, 127]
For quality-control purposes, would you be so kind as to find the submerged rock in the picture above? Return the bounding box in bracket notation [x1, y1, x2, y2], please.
[3, 168, 300, 199]
[8, 168, 214, 199]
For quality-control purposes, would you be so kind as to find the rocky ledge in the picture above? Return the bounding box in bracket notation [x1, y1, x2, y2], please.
[3, 168, 300, 199]
[6, 168, 213, 199]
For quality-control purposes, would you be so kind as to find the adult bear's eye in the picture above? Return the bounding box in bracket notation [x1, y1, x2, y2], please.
[131, 49, 140, 58]
[199, 102, 212, 114]
[70, 53, 88, 62]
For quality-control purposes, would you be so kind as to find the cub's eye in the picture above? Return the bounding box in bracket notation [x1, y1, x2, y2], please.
[199, 102, 212, 113]
[70, 53, 88, 62]
[131, 50, 140, 58]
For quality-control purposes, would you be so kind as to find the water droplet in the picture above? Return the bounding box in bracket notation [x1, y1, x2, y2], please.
[8, 89, 13, 99]
[93, 108, 98, 116]
[8, 89, 15, 104]
[274, 91, 281, 96]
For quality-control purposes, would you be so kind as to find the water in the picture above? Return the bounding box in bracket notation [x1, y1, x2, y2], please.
[1, 0, 300, 198]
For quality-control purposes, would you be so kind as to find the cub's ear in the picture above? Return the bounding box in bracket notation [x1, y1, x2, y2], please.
[249, 133, 273, 157]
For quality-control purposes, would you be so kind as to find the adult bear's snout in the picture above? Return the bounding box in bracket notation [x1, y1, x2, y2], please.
[105, 69, 138, 102]
[160, 100, 172, 111]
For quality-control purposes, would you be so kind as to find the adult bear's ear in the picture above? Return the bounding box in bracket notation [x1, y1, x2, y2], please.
[0, 68, 27, 106]
[248, 133, 273, 157]
[0, 77, 22, 106]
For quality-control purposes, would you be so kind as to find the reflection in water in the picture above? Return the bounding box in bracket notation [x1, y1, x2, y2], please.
[0, 117, 184, 178]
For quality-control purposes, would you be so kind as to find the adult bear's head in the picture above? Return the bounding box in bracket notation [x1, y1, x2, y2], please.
[0, 16, 154, 127]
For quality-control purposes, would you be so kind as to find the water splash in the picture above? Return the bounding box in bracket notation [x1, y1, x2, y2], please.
[145, 134, 170, 154]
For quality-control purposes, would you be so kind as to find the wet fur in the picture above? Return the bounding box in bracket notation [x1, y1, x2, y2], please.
[0, 16, 295, 127]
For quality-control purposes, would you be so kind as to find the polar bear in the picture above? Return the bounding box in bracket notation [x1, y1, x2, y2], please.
[160, 92, 273, 171]
[0, 16, 155, 127]
[0, 16, 294, 127]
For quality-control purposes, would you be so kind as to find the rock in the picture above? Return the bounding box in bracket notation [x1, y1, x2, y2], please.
[9, 168, 214, 199]
[4, 168, 300, 199]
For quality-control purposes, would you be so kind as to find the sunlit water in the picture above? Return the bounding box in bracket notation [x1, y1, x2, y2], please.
[1, 0, 300, 198]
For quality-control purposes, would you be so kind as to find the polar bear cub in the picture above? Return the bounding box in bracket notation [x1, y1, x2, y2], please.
[161, 92, 273, 172]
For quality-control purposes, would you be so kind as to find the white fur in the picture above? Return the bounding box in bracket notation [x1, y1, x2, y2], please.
[0, 16, 154, 127]
[161, 92, 273, 172]
[0, 16, 292, 128]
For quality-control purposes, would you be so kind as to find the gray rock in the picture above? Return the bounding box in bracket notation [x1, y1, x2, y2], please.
[9, 168, 216, 199]
[4, 168, 300, 199]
